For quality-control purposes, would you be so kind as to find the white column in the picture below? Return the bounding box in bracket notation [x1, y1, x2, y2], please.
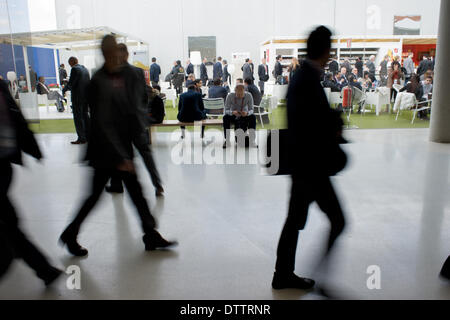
[54, 49, 60, 86]
[429, 0, 450, 143]
[22, 46, 32, 91]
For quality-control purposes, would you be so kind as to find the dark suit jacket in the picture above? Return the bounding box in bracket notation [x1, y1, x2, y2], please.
[150, 63, 161, 82]
[208, 85, 228, 100]
[200, 63, 208, 82]
[322, 79, 341, 92]
[177, 88, 206, 122]
[328, 60, 339, 74]
[258, 64, 269, 81]
[186, 63, 194, 76]
[63, 64, 90, 103]
[223, 65, 231, 83]
[287, 59, 343, 178]
[355, 60, 363, 78]
[147, 94, 165, 123]
[213, 62, 223, 80]
[0, 80, 42, 165]
[85, 66, 142, 169]
[274, 61, 283, 77]
[246, 84, 262, 106]
[417, 59, 433, 76]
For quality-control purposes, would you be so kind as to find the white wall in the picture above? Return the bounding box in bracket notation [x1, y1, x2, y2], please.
[52, 0, 441, 77]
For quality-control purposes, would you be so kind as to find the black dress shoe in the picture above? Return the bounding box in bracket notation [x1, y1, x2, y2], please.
[105, 185, 124, 194]
[39, 266, 63, 286]
[59, 233, 89, 257]
[155, 187, 164, 197]
[272, 272, 315, 290]
[71, 140, 87, 145]
[143, 232, 178, 251]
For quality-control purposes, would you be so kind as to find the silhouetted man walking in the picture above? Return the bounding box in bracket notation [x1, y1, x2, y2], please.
[59, 35, 176, 257]
[272, 26, 347, 292]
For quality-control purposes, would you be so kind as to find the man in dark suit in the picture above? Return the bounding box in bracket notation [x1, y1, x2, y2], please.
[244, 78, 262, 106]
[355, 57, 363, 78]
[208, 78, 228, 101]
[213, 56, 223, 81]
[258, 58, 269, 95]
[0, 79, 62, 286]
[274, 55, 283, 84]
[417, 55, 433, 76]
[328, 58, 339, 74]
[150, 57, 161, 87]
[273, 26, 346, 292]
[223, 60, 231, 84]
[62, 56, 91, 144]
[185, 59, 194, 79]
[59, 35, 176, 257]
[242, 59, 253, 82]
[105, 43, 164, 197]
[177, 84, 207, 138]
[200, 58, 208, 87]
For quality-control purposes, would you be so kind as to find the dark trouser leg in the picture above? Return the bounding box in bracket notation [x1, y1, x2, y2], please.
[63, 169, 111, 237]
[72, 100, 89, 142]
[223, 114, 235, 142]
[0, 161, 53, 279]
[72, 101, 84, 142]
[180, 126, 186, 138]
[247, 114, 257, 144]
[275, 178, 312, 274]
[134, 132, 163, 189]
[119, 171, 157, 235]
[109, 171, 123, 190]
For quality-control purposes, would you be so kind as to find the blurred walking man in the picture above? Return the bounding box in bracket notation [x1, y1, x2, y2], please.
[59, 35, 176, 257]
[105, 43, 164, 197]
[273, 26, 347, 294]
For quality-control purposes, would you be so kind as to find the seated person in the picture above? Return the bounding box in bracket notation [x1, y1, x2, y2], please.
[399, 74, 423, 101]
[335, 68, 348, 88]
[177, 84, 207, 138]
[147, 85, 165, 124]
[223, 84, 257, 148]
[208, 78, 228, 101]
[419, 69, 433, 82]
[322, 72, 341, 92]
[194, 79, 206, 97]
[421, 76, 433, 100]
[351, 68, 360, 82]
[361, 71, 373, 90]
[348, 75, 362, 90]
[244, 78, 262, 106]
[185, 73, 195, 88]
[36, 76, 65, 112]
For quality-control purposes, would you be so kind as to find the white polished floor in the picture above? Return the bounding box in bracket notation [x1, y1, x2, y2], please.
[0, 129, 449, 300]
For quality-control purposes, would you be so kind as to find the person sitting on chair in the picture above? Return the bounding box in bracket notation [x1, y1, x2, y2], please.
[244, 78, 262, 106]
[147, 85, 165, 125]
[322, 72, 341, 92]
[36, 76, 66, 112]
[222, 84, 257, 148]
[348, 75, 362, 91]
[208, 78, 228, 101]
[185, 73, 195, 88]
[177, 84, 207, 138]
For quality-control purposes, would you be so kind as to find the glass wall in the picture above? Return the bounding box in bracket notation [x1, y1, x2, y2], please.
[1, 0, 441, 129]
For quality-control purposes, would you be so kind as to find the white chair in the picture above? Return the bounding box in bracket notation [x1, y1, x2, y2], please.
[163, 88, 177, 108]
[37, 93, 57, 112]
[203, 98, 224, 118]
[254, 97, 272, 128]
[395, 94, 433, 124]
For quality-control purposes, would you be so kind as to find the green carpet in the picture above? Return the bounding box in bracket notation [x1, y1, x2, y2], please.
[28, 101, 429, 134]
